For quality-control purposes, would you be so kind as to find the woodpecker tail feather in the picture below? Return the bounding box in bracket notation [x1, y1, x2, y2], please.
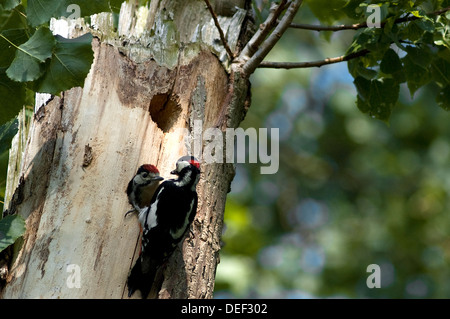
[127, 255, 159, 299]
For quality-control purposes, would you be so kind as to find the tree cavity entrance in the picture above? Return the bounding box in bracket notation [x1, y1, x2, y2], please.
[149, 94, 181, 133]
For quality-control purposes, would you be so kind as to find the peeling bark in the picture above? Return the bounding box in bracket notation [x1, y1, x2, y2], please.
[1, 0, 253, 299]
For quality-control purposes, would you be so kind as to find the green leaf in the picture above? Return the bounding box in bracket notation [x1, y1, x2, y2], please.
[382, 16, 398, 37]
[6, 26, 56, 82]
[354, 76, 371, 103]
[354, 77, 400, 122]
[436, 85, 450, 110]
[27, 0, 124, 27]
[431, 58, 450, 88]
[0, 117, 18, 153]
[0, 70, 26, 124]
[434, 20, 450, 49]
[403, 54, 431, 97]
[410, 10, 422, 18]
[380, 49, 403, 74]
[369, 78, 399, 122]
[350, 28, 391, 61]
[0, 0, 20, 11]
[26, 0, 62, 27]
[304, 0, 349, 24]
[0, 29, 29, 67]
[0, 4, 27, 32]
[402, 20, 425, 42]
[415, 18, 435, 32]
[36, 33, 94, 94]
[437, 46, 450, 62]
[348, 59, 378, 80]
[0, 215, 26, 253]
[343, 0, 365, 20]
[404, 45, 432, 69]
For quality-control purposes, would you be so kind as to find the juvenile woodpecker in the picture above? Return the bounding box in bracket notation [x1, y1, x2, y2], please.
[127, 156, 201, 299]
[126, 164, 164, 215]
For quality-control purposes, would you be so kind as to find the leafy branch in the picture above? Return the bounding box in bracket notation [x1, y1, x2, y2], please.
[287, 6, 450, 32]
[239, 0, 450, 121]
[260, 6, 450, 71]
[238, 3, 449, 76]
[0, 1, 123, 126]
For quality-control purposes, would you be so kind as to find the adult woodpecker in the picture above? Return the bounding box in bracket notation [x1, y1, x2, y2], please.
[126, 164, 164, 216]
[127, 156, 201, 298]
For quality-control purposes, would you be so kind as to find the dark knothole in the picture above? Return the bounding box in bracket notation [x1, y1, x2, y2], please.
[149, 94, 181, 133]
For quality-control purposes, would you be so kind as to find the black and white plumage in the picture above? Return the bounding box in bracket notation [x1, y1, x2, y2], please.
[125, 164, 164, 216]
[127, 156, 201, 299]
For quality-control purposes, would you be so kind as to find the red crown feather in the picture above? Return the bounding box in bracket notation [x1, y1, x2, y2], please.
[141, 164, 160, 174]
[189, 159, 200, 169]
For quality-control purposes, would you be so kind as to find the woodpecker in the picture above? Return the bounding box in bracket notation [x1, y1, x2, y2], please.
[127, 156, 201, 299]
[126, 164, 164, 216]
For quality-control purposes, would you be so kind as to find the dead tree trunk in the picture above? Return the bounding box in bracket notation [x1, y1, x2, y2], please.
[1, 0, 253, 298]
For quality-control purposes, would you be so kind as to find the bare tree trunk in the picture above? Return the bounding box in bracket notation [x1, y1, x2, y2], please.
[1, 0, 252, 298]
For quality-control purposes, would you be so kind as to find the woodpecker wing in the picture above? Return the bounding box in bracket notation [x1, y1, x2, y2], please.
[128, 159, 200, 299]
[143, 179, 198, 241]
[128, 180, 198, 298]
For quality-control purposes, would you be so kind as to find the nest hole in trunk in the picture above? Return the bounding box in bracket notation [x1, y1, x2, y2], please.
[149, 94, 181, 133]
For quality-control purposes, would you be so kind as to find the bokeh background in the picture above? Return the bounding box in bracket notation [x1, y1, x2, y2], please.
[214, 4, 450, 298]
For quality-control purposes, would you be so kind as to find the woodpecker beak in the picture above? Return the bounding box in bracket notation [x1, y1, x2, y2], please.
[170, 170, 179, 175]
[153, 176, 164, 181]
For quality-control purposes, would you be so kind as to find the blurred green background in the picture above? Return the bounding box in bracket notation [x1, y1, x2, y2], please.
[215, 5, 450, 298]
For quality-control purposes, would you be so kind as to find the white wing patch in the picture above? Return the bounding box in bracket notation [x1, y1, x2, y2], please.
[140, 186, 164, 230]
[137, 207, 147, 228]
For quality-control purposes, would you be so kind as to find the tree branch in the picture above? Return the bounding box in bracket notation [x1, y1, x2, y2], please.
[204, 0, 234, 59]
[258, 49, 370, 69]
[258, 6, 450, 70]
[288, 22, 368, 31]
[288, 6, 450, 32]
[239, 0, 289, 61]
[243, 0, 303, 76]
